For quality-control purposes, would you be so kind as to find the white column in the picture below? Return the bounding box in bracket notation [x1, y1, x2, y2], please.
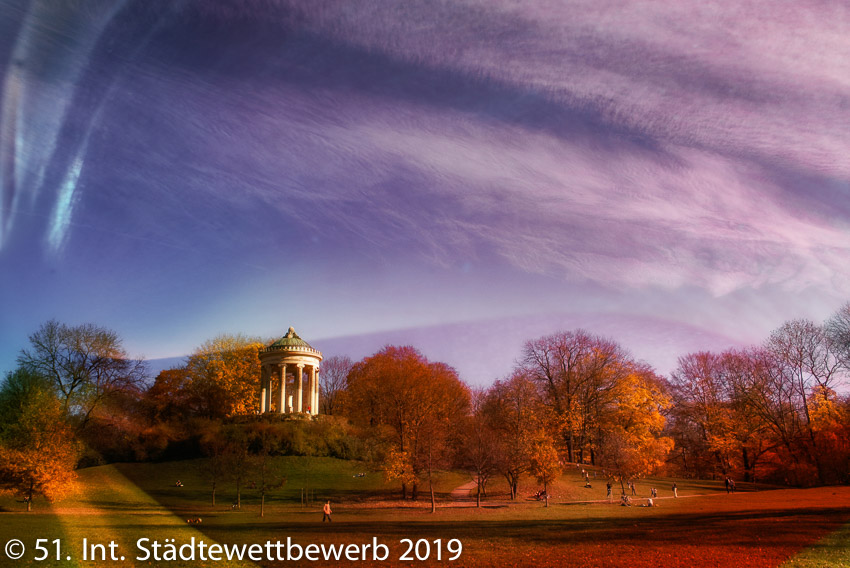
[278, 363, 287, 414]
[296, 364, 304, 412]
[266, 374, 273, 413]
[260, 365, 268, 413]
[312, 366, 319, 415]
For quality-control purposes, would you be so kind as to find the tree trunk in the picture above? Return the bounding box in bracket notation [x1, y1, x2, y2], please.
[428, 445, 436, 514]
[260, 491, 265, 518]
[212, 481, 216, 507]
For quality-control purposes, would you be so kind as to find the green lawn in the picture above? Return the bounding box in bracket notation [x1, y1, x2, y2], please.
[780, 514, 850, 568]
[1, 459, 848, 567]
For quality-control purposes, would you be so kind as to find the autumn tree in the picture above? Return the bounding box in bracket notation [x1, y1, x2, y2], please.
[382, 448, 416, 493]
[766, 319, 844, 484]
[520, 330, 629, 464]
[185, 334, 264, 418]
[597, 364, 673, 492]
[527, 429, 561, 506]
[455, 389, 499, 507]
[716, 349, 780, 482]
[669, 352, 738, 477]
[483, 372, 544, 500]
[143, 368, 193, 422]
[343, 346, 469, 500]
[319, 355, 353, 416]
[17, 320, 146, 429]
[0, 368, 79, 511]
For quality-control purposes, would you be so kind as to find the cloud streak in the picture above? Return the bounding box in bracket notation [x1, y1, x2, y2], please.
[1, 0, 849, 375]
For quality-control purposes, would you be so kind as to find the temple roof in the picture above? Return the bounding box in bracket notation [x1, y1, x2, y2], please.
[262, 327, 322, 357]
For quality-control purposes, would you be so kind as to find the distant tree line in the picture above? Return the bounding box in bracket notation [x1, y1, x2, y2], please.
[2, 303, 849, 510]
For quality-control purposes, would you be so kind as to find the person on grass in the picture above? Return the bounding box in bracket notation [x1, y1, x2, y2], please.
[322, 501, 333, 522]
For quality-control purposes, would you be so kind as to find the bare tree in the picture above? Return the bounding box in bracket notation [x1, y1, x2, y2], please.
[767, 319, 843, 484]
[825, 302, 850, 370]
[18, 320, 146, 429]
[319, 355, 353, 415]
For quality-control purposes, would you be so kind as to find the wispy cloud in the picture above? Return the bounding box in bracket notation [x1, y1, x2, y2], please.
[1, 0, 849, 373]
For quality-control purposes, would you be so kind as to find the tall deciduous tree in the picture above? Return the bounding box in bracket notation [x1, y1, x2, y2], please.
[185, 334, 264, 418]
[669, 352, 738, 477]
[319, 355, 353, 416]
[343, 346, 469, 500]
[483, 372, 543, 500]
[598, 365, 673, 490]
[18, 320, 146, 429]
[520, 330, 628, 464]
[247, 422, 286, 518]
[456, 389, 499, 507]
[222, 424, 251, 509]
[144, 368, 193, 422]
[825, 302, 850, 369]
[767, 319, 843, 484]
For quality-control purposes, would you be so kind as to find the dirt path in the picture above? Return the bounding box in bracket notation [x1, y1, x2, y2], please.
[450, 479, 479, 500]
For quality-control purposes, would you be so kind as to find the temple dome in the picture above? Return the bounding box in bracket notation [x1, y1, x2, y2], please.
[263, 327, 322, 358]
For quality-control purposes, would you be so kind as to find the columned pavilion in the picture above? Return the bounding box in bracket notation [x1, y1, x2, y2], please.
[258, 327, 323, 415]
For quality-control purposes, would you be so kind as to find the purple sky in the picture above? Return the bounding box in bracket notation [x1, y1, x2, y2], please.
[1, 1, 849, 385]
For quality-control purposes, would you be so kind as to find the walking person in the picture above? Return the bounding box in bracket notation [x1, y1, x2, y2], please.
[322, 501, 332, 522]
[606, 481, 612, 502]
[631, 481, 637, 496]
[672, 482, 678, 498]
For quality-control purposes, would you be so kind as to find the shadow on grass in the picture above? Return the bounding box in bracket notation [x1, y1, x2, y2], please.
[103, 462, 850, 567]
[104, 504, 849, 554]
